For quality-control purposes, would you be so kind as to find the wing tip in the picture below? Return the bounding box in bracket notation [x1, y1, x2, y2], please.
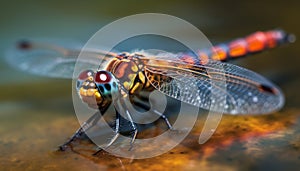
[17, 40, 33, 50]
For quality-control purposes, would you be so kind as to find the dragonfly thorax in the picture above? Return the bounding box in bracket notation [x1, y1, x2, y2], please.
[105, 53, 147, 93]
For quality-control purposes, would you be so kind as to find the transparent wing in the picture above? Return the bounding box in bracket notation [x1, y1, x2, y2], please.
[5, 39, 118, 78]
[143, 54, 284, 114]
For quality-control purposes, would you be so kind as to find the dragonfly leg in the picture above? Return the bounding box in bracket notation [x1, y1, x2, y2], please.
[126, 110, 138, 151]
[152, 109, 173, 130]
[131, 94, 173, 130]
[59, 111, 101, 151]
[93, 110, 120, 155]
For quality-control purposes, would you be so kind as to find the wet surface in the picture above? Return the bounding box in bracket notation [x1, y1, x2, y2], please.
[1, 0, 300, 170]
[1, 89, 300, 171]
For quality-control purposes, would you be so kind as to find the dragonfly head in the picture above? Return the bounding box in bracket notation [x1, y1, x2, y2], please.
[77, 70, 118, 109]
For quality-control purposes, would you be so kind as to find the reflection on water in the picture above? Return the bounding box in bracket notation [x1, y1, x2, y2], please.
[0, 0, 300, 170]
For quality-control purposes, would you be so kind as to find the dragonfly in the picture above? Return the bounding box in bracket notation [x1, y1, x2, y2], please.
[6, 29, 295, 152]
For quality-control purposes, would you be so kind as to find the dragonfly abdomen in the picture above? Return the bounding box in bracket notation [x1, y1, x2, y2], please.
[204, 29, 295, 62]
[176, 29, 295, 65]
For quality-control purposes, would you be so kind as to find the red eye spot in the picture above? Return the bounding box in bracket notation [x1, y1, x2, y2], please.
[78, 70, 94, 80]
[95, 71, 111, 83]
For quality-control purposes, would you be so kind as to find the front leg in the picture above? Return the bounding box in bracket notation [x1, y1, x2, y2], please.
[59, 111, 102, 151]
[95, 109, 137, 152]
[93, 110, 121, 155]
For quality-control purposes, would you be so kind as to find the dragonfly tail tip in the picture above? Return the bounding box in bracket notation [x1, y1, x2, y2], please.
[287, 33, 296, 43]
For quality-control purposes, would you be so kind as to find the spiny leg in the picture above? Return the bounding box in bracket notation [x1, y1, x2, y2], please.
[132, 94, 173, 130]
[125, 110, 138, 151]
[93, 110, 121, 155]
[152, 109, 173, 130]
[59, 111, 101, 151]
[106, 110, 121, 147]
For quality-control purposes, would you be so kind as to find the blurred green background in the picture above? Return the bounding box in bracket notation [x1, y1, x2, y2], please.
[0, 0, 299, 170]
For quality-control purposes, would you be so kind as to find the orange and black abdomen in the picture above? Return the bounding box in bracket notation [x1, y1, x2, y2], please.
[198, 29, 295, 62]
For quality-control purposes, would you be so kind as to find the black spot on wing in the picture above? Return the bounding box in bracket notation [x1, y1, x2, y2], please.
[259, 84, 277, 94]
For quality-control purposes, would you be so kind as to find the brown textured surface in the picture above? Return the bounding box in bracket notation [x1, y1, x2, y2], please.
[1, 80, 300, 171]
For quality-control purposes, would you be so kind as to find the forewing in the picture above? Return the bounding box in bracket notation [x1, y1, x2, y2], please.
[5, 39, 117, 78]
[144, 56, 284, 114]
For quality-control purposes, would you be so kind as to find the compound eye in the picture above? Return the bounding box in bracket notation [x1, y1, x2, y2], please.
[78, 70, 94, 81]
[95, 71, 112, 84]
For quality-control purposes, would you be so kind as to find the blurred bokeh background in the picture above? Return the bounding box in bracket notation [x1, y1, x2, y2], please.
[0, 0, 299, 170]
